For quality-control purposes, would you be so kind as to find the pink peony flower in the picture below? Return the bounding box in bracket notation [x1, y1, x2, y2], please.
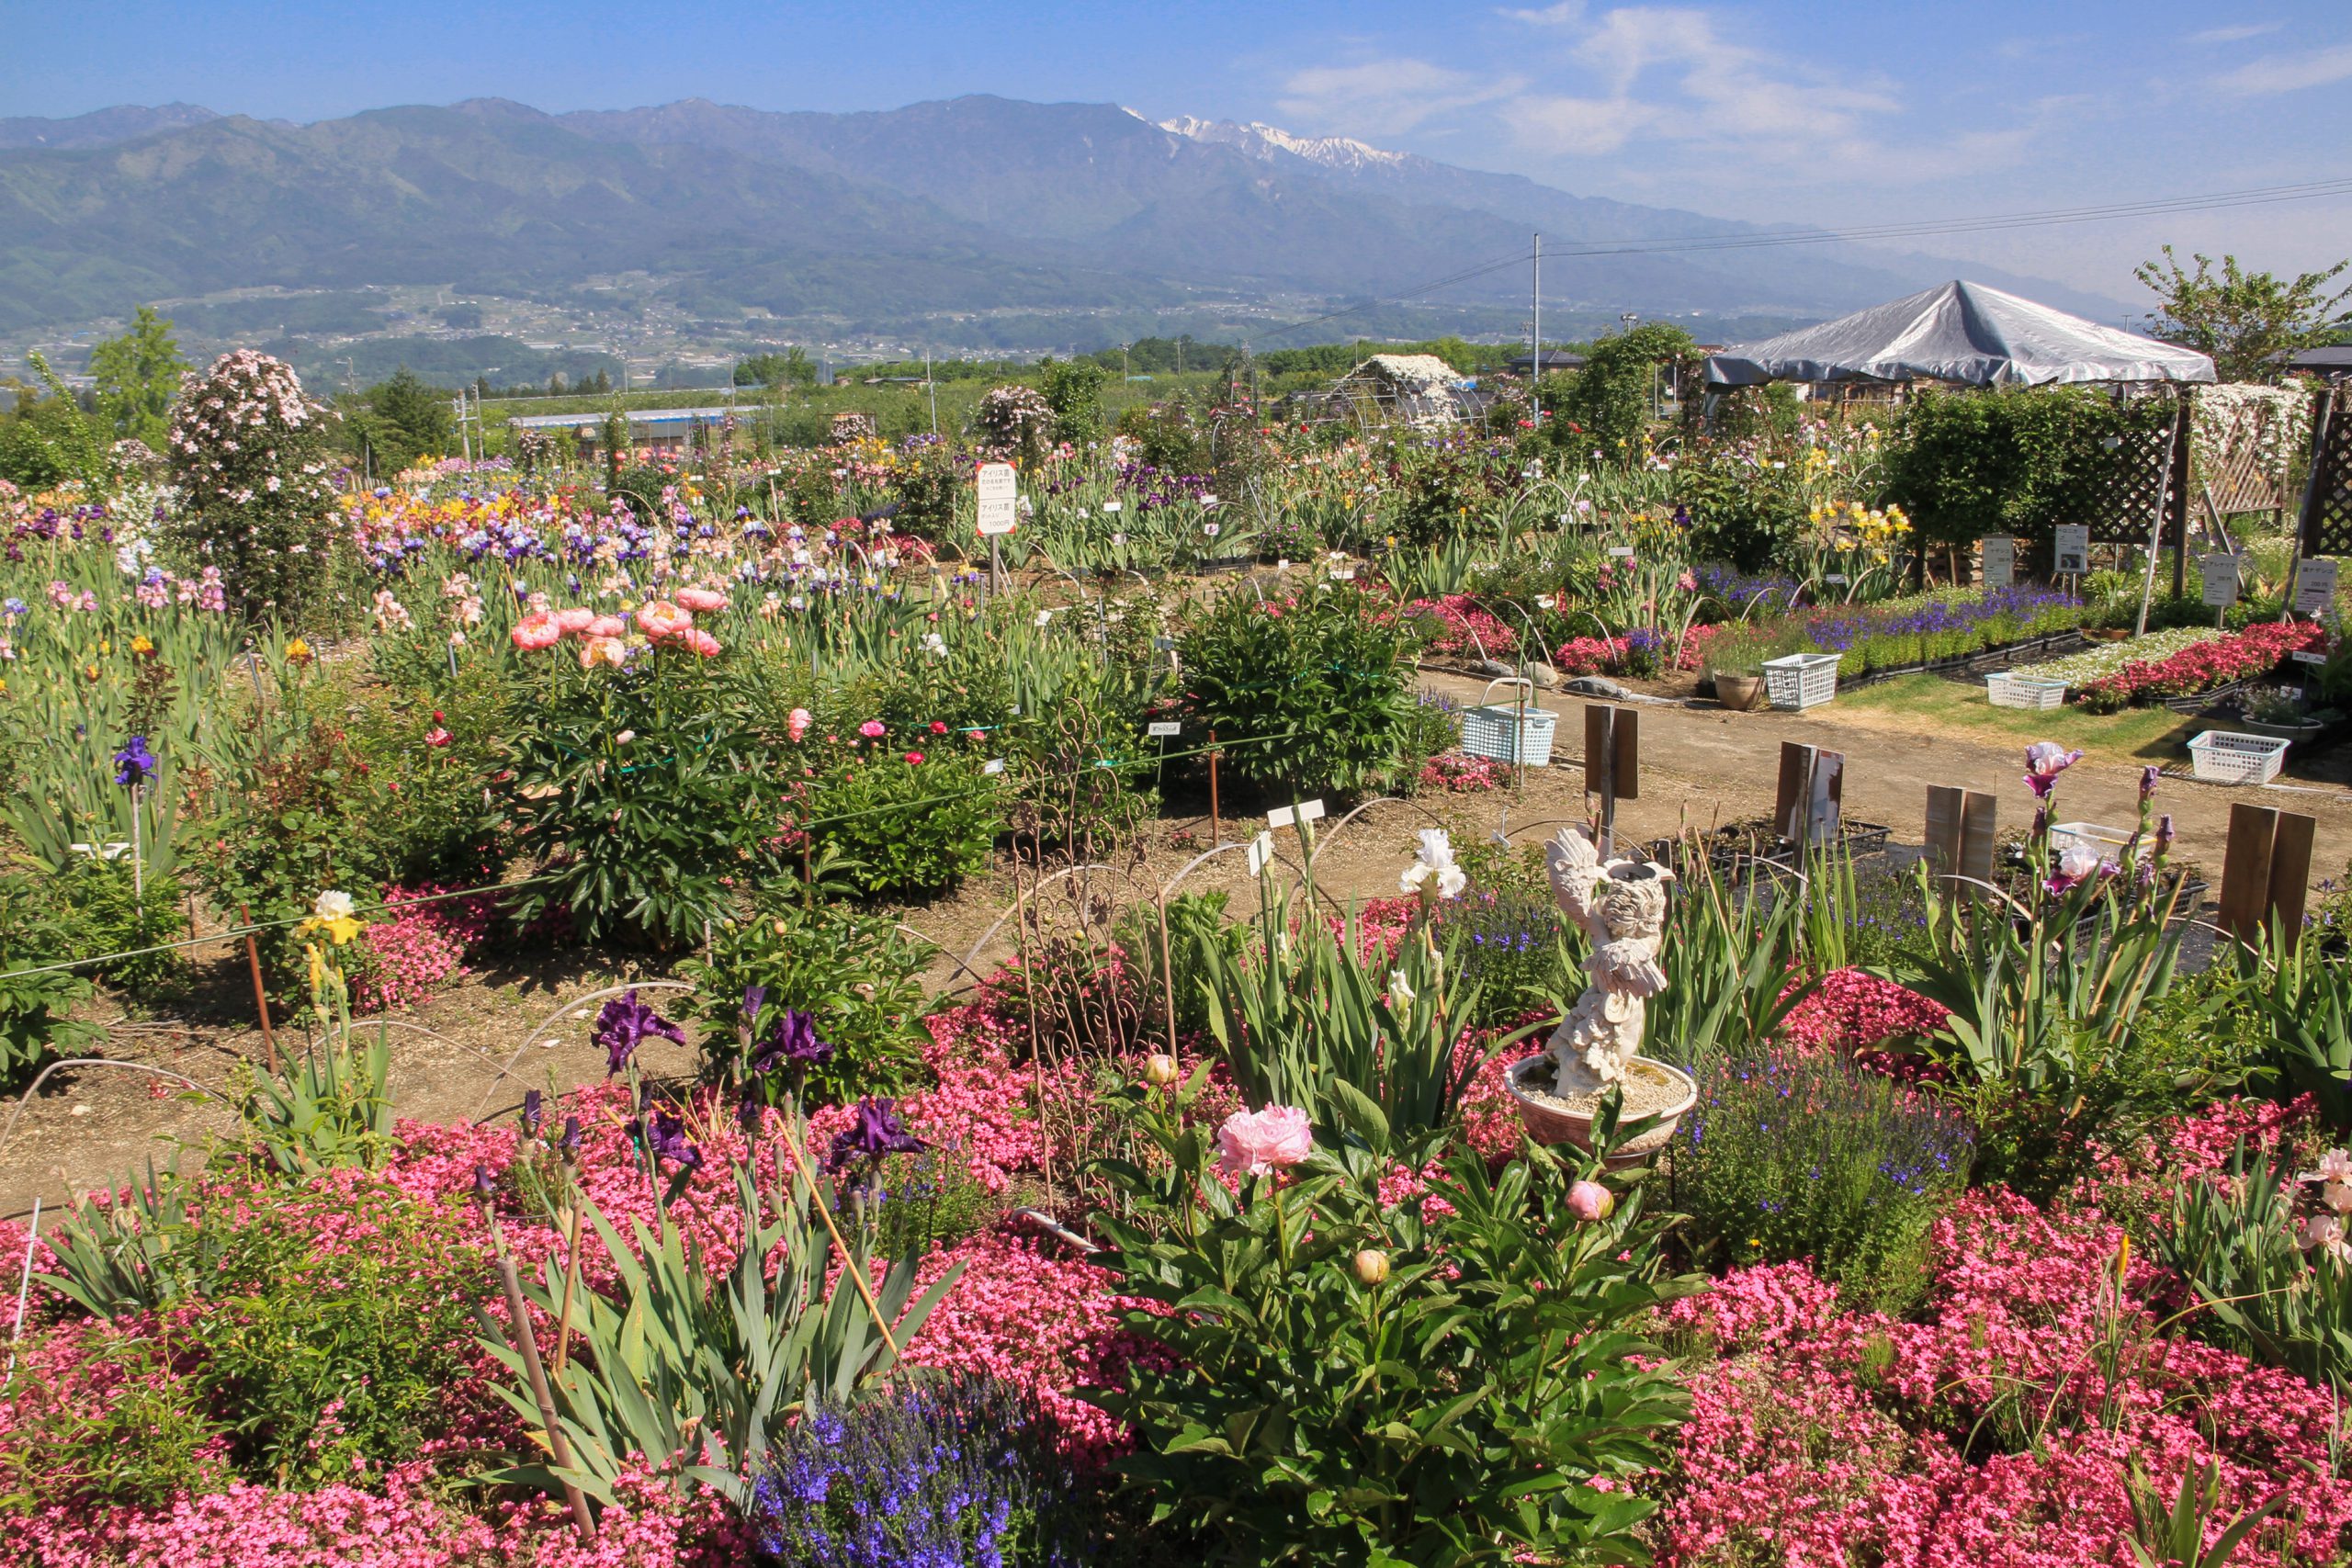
[553, 606, 595, 635]
[1566, 1179, 1615, 1222]
[509, 610, 562, 650]
[584, 614, 627, 637]
[675, 587, 729, 613]
[682, 627, 722, 658]
[637, 600, 692, 642]
[1215, 1104, 1314, 1178]
[578, 635, 627, 670]
[859, 719, 887, 739]
[904, 750, 925, 765]
[787, 707, 813, 742]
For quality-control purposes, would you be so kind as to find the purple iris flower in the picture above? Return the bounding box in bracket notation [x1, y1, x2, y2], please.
[826, 1098, 923, 1173]
[520, 1089, 545, 1138]
[596, 989, 685, 1076]
[642, 1108, 703, 1175]
[749, 1008, 834, 1077]
[112, 736, 157, 787]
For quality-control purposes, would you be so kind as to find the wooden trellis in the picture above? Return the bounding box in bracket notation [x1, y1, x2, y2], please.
[2297, 389, 2352, 560]
[2064, 393, 2193, 595]
[2201, 397, 2297, 517]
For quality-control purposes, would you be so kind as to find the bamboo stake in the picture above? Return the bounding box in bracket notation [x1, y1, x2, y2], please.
[475, 1198, 595, 1544]
[769, 1119, 902, 1361]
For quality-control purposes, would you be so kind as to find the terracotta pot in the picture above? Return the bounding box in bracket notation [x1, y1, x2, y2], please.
[1506, 1055, 1698, 1168]
[1714, 673, 1766, 711]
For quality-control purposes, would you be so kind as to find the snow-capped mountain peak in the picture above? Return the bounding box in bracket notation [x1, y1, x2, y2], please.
[1150, 113, 1412, 174]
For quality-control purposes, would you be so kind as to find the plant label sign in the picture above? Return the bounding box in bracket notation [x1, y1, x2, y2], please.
[1607, 546, 1635, 558]
[1147, 721, 1182, 738]
[2053, 525, 2091, 576]
[2294, 557, 2339, 617]
[1824, 573, 1849, 585]
[982, 758, 1006, 775]
[1247, 830, 1275, 877]
[975, 463, 1017, 502]
[1266, 799, 1326, 829]
[976, 497, 1018, 536]
[2201, 554, 2241, 608]
[2293, 650, 2328, 666]
[1980, 536, 2014, 590]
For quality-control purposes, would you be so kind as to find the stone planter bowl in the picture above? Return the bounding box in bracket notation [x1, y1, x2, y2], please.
[1506, 1055, 1698, 1168]
[1714, 673, 1767, 711]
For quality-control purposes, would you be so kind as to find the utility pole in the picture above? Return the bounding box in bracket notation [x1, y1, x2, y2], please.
[1531, 232, 1542, 426]
[925, 346, 938, 436]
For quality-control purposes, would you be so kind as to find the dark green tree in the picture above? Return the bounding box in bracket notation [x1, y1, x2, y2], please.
[735, 348, 816, 389]
[351, 367, 455, 476]
[1038, 356, 1108, 445]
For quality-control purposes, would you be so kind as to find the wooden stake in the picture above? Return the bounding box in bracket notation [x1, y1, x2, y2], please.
[479, 1204, 595, 1544]
[1207, 730, 1222, 845]
[239, 903, 279, 1074]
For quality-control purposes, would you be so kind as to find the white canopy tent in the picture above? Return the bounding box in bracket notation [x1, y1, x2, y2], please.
[1703, 280, 2216, 389]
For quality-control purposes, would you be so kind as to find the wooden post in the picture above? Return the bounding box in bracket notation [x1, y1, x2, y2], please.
[2168, 389, 2194, 603]
[239, 903, 279, 1074]
[1924, 785, 1997, 902]
[2219, 802, 2317, 944]
[1775, 742, 1845, 853]
[1582, 705, 1637, 854]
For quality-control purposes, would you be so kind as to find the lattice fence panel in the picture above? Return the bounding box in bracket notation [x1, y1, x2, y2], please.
[2078, 422, 2178, 545]
[2203, 400, 2293, 515]
[2300, 395, 2352, 559]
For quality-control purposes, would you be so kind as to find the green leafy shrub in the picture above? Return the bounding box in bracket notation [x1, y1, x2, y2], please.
[1548, 322, 1697, 464]
[1176, 585, 1413, 801]
[1112, 890, 1246, 1045]
[1671, 1045, 1973, 1313]
[684, 895, 933, 1104]
[0, 863, 101, 1086]
[191, 1179, 487, 1487]
[807, 748, 1000, 900]
[1089, 1081, 1695, 1564]
[1430, 886, 1572, 1028]
[499, 641, 783, 945]
[1883, 384, 2176, 551]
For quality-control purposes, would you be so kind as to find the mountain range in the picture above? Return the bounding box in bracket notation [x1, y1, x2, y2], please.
[0, 94, 2123, 350]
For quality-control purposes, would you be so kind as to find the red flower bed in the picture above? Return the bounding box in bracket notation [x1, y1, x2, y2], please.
[2075, 619, 2325, 712]
[1404, 594, 1519, 660]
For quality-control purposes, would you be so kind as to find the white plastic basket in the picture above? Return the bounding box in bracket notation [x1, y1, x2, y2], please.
[2187, 730, 2290, 786]
[1460, 678, 1556, 767]
[2048, 821, 2134, 858]
[1986, 671, 2069, 710]
[1761, 651, 1843, 711]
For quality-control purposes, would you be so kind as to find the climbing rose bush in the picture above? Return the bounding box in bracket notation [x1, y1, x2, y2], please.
[164, 350, 340, 621]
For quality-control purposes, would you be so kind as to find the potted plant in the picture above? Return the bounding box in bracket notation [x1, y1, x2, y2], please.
[2223, 685, 2333, 746]
[1702, 626, 1770, 712]
[1505, 829, 1698, 1165]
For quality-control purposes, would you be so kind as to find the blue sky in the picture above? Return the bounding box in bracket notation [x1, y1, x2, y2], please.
[4, 0, 2348, 296]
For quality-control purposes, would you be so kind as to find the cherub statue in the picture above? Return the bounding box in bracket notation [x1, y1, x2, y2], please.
[1544, 826, 1673, 1093]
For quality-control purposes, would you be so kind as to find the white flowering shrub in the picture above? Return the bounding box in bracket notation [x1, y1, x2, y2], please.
[972, 384, 1053, 465]
[164, 350, 339, 622]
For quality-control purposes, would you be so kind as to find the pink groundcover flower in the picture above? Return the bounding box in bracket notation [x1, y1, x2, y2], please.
[1215, 1104, 1314, 1177]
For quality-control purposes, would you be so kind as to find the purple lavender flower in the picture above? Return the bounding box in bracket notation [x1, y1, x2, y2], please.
[596, 989, 685, 1076]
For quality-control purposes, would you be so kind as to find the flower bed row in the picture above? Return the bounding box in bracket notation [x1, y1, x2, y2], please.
[2074, 619, 2326, 712]
[2004, 625, 2226, 688]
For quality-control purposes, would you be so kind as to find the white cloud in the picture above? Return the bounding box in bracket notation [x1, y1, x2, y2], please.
[2188, 21, 2283, 45]
[1275, 58, 1520, 135]
[2214, 41, 2352, 95]
[1500, 93, 1657, 154]
[1498, 1, 1586, 25]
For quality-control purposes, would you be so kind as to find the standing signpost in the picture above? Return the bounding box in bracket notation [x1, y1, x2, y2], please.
[2200, 552, 2241, 628]
[1979, 536, 2014, 590]
[2052, 525, 2091, 579]
[1582, 705, 1638, 853]
[976, 462, 1018, 593]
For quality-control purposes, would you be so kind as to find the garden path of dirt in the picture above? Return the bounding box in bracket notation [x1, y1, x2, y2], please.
[7, 680, 2350, 1219]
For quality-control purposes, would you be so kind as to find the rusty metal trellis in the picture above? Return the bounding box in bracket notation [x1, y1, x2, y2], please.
[2296, 389, 2352, 560]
